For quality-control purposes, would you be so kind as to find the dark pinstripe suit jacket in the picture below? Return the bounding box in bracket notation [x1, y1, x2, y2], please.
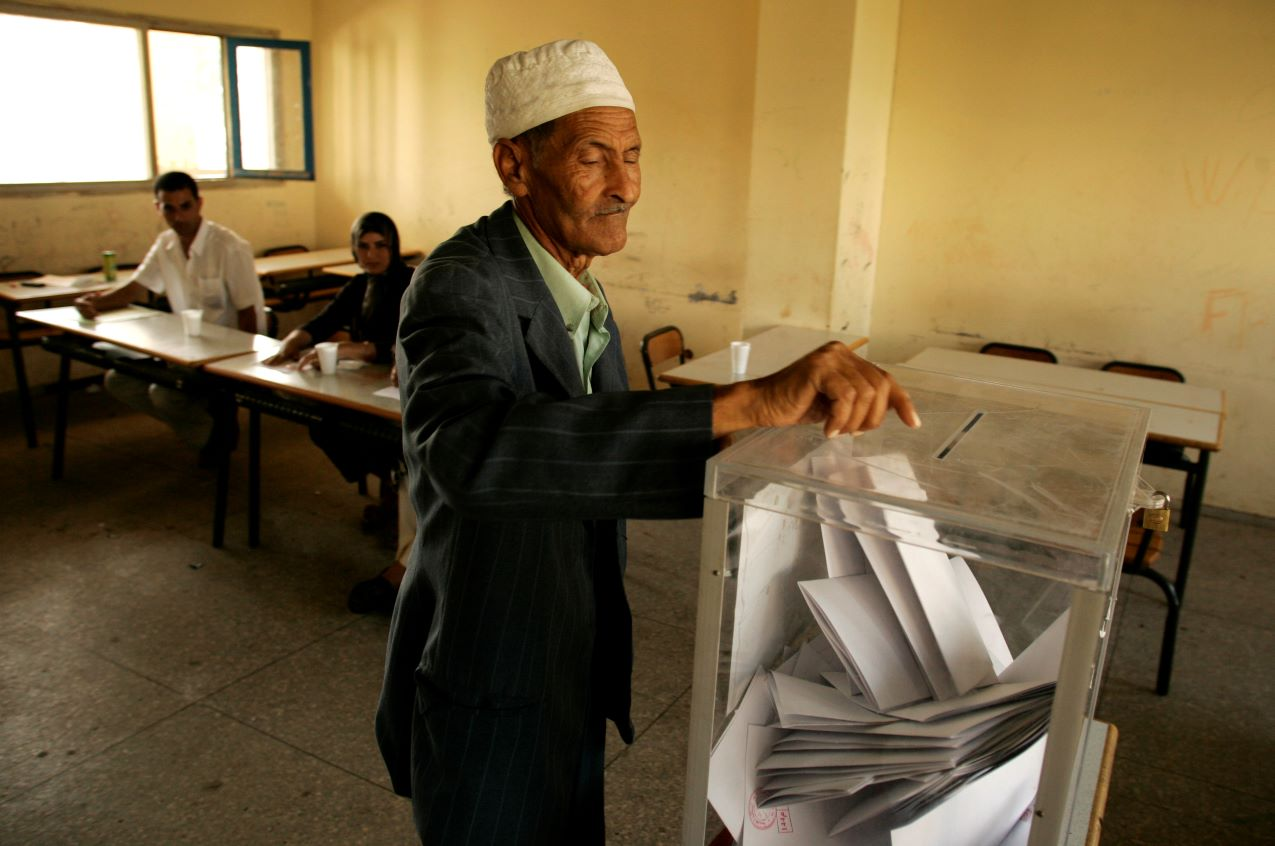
[377, 202, 716, 844]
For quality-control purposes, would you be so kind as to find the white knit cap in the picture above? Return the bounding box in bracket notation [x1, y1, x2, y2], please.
[485, 39, 634, 145]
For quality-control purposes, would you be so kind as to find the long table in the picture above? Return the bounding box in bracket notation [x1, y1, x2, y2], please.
[659, 325, 869, 386]
[3, 271, 130, 447]
[20, 305, 277, 547]
[202, 352, 401, 548]
[903, 347, 1225, 695]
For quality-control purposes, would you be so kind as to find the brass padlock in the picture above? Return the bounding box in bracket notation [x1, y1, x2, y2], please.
[1141, 491, 1171, 532]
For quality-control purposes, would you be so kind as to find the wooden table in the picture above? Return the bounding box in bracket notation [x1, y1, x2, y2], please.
[318, 262, 362, 279]
[203, 351, 400, 547]
[659, 326, 868, 386]
[903, 348, 1224, 450]
[254, 248, 358, 281]
[903, 347, 1225, 695]
[3, 271, 132, 447]
[18, 305, 277, 547]
[255, 247, 425, 281]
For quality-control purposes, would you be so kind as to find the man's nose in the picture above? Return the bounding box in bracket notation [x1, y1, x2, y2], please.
[607, 162, 640, 205]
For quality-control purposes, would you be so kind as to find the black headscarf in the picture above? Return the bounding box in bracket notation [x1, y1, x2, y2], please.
[350, 211, 405, 272]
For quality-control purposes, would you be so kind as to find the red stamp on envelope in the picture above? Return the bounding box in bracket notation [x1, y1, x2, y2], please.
[747, 790, 776, 830]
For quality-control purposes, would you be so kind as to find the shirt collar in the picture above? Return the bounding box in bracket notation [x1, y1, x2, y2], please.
[513, 213, 606, 333]
[187, 219, 209, 257]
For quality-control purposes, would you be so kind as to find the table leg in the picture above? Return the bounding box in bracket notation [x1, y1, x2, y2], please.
[1174, 450, 1210, 600]
[249, 408, 261, 548]
[6, 304, 38, 448]
[51, 353, 71, 480]
[1154, 449, 1211, 696]
[212, 440, 230, 551]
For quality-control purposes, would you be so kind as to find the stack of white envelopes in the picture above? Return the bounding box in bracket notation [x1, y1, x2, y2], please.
[707, 454, 1070, 845]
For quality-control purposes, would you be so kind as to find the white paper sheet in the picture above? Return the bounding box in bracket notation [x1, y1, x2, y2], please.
[949, 556, 1014, 678]
[709, 667, 778, 842]
[998, 610, 1069, 685]
[798, 577, 931, 711]
[889, 734, 1046, 846]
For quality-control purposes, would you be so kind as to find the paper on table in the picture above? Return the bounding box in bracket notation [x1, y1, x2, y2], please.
[372, 385, 401, 400]
[708, 667, 778, 842]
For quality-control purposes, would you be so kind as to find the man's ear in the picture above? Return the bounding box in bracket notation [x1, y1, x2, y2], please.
[493, 139, 531, 198]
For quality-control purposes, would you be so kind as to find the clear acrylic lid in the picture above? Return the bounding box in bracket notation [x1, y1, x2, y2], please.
[705, 366, 1150, 591]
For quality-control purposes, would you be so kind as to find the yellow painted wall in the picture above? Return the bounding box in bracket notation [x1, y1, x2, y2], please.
[311, 0, 761, 387]
[0, 0, 316, 393]
[872, 1, 1274, 515]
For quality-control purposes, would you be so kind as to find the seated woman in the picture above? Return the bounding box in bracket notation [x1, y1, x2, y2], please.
[265, 211, 414, 614]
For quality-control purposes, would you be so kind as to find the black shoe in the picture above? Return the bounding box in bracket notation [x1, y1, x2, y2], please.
[347, 571, 399, 614]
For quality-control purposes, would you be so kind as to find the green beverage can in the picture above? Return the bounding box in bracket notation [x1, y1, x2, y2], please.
[102, 250, 118, 282]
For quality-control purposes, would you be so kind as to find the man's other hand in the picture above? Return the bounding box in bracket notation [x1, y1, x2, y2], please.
[711, 342, 920, 438]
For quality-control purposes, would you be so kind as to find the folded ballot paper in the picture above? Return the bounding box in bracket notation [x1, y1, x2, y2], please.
[707, 451, 1069, 844]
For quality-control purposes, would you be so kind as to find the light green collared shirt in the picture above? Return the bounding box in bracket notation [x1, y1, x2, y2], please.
[514, 214, 612, 394]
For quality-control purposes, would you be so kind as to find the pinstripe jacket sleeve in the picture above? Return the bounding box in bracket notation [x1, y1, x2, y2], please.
[376, 201, 717, 844]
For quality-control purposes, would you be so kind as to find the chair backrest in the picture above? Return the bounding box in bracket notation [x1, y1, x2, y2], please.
[640, 325, 691, 390]
[263, 244, 309, 256]
[1101, 360, 1185, 383]
[979, 342, 1057, 363]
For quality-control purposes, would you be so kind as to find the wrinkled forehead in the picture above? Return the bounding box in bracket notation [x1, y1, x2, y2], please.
[546, 106, 641, 148]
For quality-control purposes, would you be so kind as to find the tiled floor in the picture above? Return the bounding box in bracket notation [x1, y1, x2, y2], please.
[0, 388, 1271, 844]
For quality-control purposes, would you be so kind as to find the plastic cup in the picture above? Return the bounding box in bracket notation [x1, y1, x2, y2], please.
[730, 340, 751, 375]
[181, 308, 203, 337]
[316, 341, 340, 375]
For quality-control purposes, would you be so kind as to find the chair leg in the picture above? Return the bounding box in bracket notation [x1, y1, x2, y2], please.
[1125, 565, 1181, 696]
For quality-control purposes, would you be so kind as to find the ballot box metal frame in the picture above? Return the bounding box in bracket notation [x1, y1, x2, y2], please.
[682, 367, 1150, 846]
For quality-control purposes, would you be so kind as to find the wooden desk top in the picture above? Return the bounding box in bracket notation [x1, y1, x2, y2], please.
[204, 352, 401, 422]
[660, 326, 868, 386]
[256, 248, 425, 279]
[1, 270, 134, 304]
[320, 262, 362, 279]
[17, 305, 275, 367]
[903, 348, 1225, 451]
[254, 248, 354, 279]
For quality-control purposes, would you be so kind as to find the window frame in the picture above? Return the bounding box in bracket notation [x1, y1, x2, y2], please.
[226, 37, 315, 181]
[0, 2, 311, 194]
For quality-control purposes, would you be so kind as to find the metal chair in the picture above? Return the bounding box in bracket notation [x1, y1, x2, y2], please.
[978, 341, 1057, 363]
[640, 325, 693, 390]
[1105, 360, 1191, 695]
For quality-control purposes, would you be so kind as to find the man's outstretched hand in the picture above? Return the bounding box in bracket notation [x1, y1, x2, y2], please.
[711, 342, 920, 438]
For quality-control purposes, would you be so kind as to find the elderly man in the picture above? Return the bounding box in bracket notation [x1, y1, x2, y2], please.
[75, 171, 263, 465]
[377, 39, 919, 844]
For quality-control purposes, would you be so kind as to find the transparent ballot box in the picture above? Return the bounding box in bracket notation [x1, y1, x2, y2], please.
[682, 367, 1150, 846]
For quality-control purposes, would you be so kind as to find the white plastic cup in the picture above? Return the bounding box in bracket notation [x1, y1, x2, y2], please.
[730, 340, 751, 375]
[181, 308, 203, 337]
[316, 341, 340, 375]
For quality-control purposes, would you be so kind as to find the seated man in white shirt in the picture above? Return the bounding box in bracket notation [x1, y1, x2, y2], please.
[74, 171, 265, 466]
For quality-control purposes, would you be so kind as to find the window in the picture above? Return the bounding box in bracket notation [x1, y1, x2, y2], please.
[0, 10, 313, 187]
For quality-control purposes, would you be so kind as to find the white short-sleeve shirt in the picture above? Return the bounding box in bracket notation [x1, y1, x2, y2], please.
[132, 219, 265, 332]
